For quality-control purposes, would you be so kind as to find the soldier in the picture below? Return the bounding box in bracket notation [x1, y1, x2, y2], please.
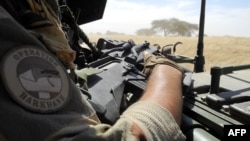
[0, 0, 185, 140]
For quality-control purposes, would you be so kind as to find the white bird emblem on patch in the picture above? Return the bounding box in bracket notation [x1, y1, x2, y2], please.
[19, 69, 62, 99]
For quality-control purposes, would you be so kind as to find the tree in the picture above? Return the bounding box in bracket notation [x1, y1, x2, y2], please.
[151, 18, 198, 37]
[105, 30, 125, 35]
[151, 19, 171, 37]
[170, 18, 198, 36]
[136, 28, 156, 36]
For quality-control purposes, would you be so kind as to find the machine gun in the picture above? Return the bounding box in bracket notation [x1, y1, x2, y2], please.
[64, 0, 250, 140]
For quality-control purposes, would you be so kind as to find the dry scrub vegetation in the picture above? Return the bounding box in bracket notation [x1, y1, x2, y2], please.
[89, 35, 250, 71]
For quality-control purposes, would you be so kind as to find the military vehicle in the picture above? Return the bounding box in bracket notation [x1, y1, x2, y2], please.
[1, 0, 249, 140]
[63, 0, 250, 140]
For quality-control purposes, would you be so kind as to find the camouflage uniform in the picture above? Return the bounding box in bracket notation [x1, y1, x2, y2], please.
[0, 1, 185, 140]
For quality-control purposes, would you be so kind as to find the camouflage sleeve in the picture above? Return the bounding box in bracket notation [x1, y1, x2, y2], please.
[47, 101, 185, 141]
[121, 101, 186, 141]
[46, 117, 138, 141]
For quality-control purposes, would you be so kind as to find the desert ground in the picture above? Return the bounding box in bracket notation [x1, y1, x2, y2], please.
[88, 35, 250, 71]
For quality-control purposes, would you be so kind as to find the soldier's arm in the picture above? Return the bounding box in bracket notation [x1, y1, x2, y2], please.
[127, 64, 183, 140]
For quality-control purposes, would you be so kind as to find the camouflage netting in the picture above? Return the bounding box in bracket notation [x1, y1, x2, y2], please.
[24, 0, 76, 69]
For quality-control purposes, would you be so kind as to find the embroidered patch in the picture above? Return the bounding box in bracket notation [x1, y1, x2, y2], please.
[1, 45, 71, 113]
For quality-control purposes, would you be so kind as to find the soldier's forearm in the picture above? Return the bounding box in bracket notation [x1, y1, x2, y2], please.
[140, 64, 183, 125]
[122, 64, 184, 140]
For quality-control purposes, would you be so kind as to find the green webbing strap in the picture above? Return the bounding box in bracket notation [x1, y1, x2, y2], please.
[75, 67, 102, 89]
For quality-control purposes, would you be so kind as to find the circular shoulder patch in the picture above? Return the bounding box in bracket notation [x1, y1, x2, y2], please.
[1, 45, 71, 113]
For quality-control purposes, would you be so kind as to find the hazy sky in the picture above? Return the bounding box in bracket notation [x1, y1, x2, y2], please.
[80, 0, 250, 37]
